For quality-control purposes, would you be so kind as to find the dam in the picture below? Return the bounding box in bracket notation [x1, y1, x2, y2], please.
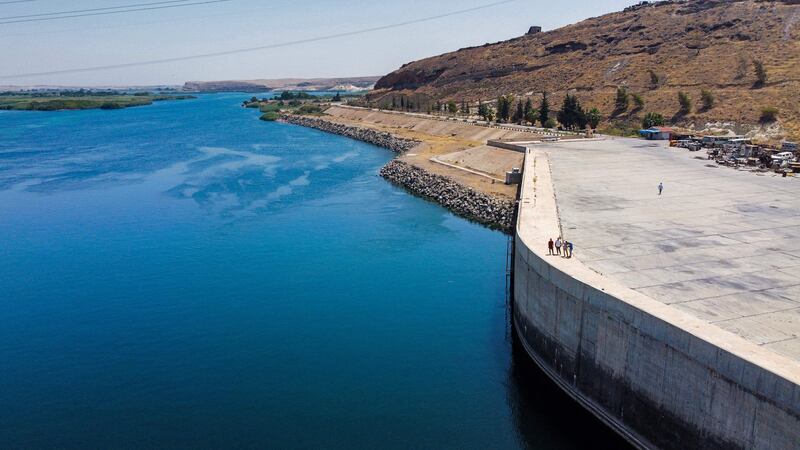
[512, 138, 800, 449]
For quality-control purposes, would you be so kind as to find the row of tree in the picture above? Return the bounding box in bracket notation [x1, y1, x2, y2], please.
[487, 93, 603, 130]
[480, 94, 553, 127]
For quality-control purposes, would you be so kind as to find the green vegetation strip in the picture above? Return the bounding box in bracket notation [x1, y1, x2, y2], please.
[0, 94, 195, 111]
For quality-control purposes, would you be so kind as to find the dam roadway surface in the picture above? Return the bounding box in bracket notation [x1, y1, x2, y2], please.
[513, 138, 800, 449]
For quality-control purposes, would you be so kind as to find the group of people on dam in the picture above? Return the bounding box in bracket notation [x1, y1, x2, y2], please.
[547, 237, 573, 258]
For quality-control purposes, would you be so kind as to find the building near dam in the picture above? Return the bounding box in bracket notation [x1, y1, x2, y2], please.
[512, 138, 800, 449]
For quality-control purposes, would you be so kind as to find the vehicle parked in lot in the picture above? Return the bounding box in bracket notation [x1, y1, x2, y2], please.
[772, 151, 795, 161]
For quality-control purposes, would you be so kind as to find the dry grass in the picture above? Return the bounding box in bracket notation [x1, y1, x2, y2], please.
[372, 0, 800, 142]
[321, 107, 527, 198]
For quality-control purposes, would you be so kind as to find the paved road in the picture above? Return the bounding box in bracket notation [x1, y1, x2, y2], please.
[540, 138, 800, 361]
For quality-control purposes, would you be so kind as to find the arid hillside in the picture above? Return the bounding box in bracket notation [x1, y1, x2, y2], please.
[370, 0, 800, 139]
[184, 76, 379, 93]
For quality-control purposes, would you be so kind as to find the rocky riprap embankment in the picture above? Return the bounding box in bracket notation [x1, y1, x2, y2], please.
[281, 113, 515, 232]
[380, 160, 515, 232]
[280, 115, 420, 153]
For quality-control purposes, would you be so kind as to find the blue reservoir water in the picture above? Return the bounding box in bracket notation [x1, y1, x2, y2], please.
[0, 93, 627, 449]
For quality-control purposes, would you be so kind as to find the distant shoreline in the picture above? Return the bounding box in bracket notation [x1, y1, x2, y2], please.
[0, 94, 195, 112]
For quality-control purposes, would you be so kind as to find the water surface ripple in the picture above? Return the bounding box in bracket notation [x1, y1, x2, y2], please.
[0, 93, 627, 449]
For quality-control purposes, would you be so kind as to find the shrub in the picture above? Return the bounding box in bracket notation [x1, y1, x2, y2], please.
[260, 111, 279, 121]
[632, 93, 645, 111]
[678, 91, 692, 114]
[586, 108, 603, 129]
[700, 89, 715, 111]
[615, 86, 629, 112]
[648, 70, 660, 88]
[296, 104, 323, 115]
[447, 100, 458, 114]
[642, 112, 665, 129]
[760, 106, 778, 123]
[259, 103, 281, 113]
[99, 102, 123, 110]
[544, 118, 557, 129]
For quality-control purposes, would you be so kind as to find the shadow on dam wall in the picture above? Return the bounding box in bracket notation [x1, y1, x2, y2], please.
[505, 318, 633, 449]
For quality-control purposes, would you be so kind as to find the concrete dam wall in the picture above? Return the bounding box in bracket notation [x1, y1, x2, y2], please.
[512, 149, 800, 449]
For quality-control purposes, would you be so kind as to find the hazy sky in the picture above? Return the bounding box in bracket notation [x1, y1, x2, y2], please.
[0, 0, 634, 86]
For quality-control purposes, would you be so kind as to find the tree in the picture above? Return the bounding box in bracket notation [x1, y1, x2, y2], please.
[391, 96, 397, 109]
[400, 96, 406, 110]
[435, 100, 442, 114]
[678, 91, 692, 114]
[753, 60, 768, 88]
[632, 93, 645, 111]
[512, 100, 525, 124]
[586, 108, 603, 129]
[497, 95, 514, 122]
[447, 100, 458, 115]
[460, 99, 469, 115]
[523, 98, 533, 116]
[539, 93, 550, 127]
[478, 101, 494, 121]
[700, 89, 714, 111]
[557, 94, 587, 130]
[642, 112, 665, 129]
[615, 86, 629, 113]
[522, 98, 537, 125]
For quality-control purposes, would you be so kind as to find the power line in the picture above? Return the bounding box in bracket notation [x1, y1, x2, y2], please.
[0, 6, 262, 38]
[0, 0, 195, 20]
[0, 0, 231, 25]
[0, 0, 515, 80]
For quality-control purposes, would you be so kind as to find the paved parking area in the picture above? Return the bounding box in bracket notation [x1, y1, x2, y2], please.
[540, 138, 800, 361]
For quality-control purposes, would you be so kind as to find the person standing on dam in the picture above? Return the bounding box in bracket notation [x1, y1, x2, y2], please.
[658, 182, 664, 195]
[555, 237, 562, 256]
[548, 238, 555, 255]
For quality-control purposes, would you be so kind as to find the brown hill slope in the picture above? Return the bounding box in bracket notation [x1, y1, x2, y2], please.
[370, 0, 800, 139]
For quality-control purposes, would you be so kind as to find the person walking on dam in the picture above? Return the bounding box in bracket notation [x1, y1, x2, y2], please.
[658, 182, 664, 195]
[566, 241, 573, 258]
[548, 238, 555, 255]
[555, 237, 562, 256]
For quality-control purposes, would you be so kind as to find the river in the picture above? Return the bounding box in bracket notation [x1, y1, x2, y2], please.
[0, 93, 627, 449]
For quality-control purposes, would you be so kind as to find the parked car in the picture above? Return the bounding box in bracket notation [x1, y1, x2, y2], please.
[772, 151, 795, 161]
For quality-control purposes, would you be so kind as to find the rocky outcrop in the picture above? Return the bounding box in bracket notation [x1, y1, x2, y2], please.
[380, 160, 515, 232]
[280, 115, 420, 153]
[369, 0, 800, 140]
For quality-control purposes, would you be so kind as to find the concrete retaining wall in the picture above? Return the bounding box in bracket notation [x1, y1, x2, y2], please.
[513, 150, 800, 449]
[486, 139, 528, 153]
